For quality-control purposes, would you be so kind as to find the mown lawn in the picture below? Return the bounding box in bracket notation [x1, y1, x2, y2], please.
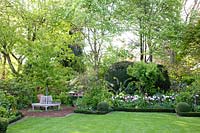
[8, 112, 200, 133]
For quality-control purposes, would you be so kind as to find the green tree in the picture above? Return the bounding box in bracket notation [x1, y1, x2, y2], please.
[70, 0, 118, 79]
[0, 0, 26, 77]
[114, 0, 182, 62]
[127, 62, 164, 95]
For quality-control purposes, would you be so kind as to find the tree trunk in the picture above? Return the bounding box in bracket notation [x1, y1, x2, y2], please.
[1, 54, 6, 79]
[140, 33, 144, 61]
[148, 44, 153, 62]
[149, 54, 153, 62]
[4, 53, 18, 75]
[139, 18, 144, 61]
[170, 50, 176, 64]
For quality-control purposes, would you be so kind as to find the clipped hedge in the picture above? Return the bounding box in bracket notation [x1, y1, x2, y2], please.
[0, 117, 8, 133]
[74, 109, 110, 115]
[177, 112, 200, 117]
[74, 108, 175, 115]
[113, 107, 175, 113]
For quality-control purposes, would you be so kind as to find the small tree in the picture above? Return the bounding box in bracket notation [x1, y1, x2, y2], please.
[127, 62, 164, 95]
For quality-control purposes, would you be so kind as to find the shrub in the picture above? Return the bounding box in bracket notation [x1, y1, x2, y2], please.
[97, 102, 109, 112]
[127, 62, 170, 95]
[8, 111, 23, 124]
[1, 79, 33, 109]
[105, 61, 134, 94]
[0, 90, 17, 118]
[176, 102, 191, 113]
[175, 77, 200, 107]
[175, 91, 193, 105]
[58, 92, 72, 105]
[194, 105, 200, 112]
[76, 80, 112, 110]
[156, 65, 171, 91]
[0, 107, 9, 118]
[105, 61, 171, 95]
[0, 117, 8, 133]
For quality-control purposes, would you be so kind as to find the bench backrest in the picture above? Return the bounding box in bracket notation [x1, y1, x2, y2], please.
[40, 96, 53, 104]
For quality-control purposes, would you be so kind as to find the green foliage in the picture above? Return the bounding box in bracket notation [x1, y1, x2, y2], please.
[59, 45, 85, 73]
[127, 62, 166, 95]
[105, 61, 170, 95]
[0, 117, 8, 133]
[76, 80, 112, 110]
[97, 102, 109, 112]
[105, 61, 134, 94]
[175, 91, 193, 106]
[58, 92, 72, 105]
[23, 42, 75, 92]
[1, 79, 33, 109]
[189, 77, 200, 99]
[1, 0, 81, 108]
[180, 20, 200, 61]
[0, 107, 8, 118]
[0, 89, 17, 116]
[176, 102, 191, 113]
[100, 46, 134, 78]
[156, 65, 171, 91]
[114, 0, 182, 62]
[176, 76, 200, 106]
[194, 105, 200, 112]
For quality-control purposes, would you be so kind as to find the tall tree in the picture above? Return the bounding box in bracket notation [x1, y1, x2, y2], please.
[71, 0, 118, 78]
[0, 0, 26, 77]
[114, 0, 182, 63]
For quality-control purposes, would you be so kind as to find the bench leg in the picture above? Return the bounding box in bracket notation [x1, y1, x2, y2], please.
[45, 106, 48, 111]
[32, 105, 34, 110]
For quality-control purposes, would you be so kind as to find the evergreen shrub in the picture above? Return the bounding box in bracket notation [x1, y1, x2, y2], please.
[176, 102, 191, 113]
[97, 102, 109, 112]
[0, 117, 8, 133]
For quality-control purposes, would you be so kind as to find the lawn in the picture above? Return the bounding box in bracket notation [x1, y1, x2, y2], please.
[8, 112, 200, 133]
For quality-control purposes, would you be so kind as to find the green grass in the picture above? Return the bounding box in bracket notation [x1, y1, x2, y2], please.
[8, 112, 200, 133]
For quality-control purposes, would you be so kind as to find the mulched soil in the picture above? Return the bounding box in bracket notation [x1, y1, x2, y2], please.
[20, 106, 76, 117]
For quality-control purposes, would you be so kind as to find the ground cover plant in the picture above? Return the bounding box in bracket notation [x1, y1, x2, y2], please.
[8, 112, 200, 133]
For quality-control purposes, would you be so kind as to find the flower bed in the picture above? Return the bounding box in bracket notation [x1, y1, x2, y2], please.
[112, 93, 176, 109]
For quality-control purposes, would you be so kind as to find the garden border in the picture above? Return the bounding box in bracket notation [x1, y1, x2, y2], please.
[74, 109, 110, 114]
[8, 112, 23, 124]
[177, 112, 200, 117]
[74, 108, 175, 114]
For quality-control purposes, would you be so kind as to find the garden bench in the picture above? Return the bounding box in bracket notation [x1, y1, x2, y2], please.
[32, 96, 61, 111]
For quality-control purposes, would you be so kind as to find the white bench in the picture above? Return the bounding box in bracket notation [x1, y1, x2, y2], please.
[32, 96, 61, 111]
